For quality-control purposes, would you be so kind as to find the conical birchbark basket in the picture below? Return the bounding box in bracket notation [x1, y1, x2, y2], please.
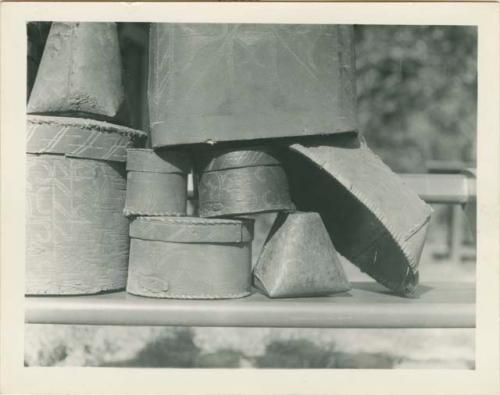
[28, 22, 124, 119]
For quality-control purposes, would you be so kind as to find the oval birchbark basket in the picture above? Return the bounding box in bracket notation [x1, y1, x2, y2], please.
[196, 146, 295, 217]
[26, 116, 145, 295]
[124, 148, 191, 217]
[282, 134, 432, 297]
[127, 216, 254, 299]
[253, 211, 351, 298]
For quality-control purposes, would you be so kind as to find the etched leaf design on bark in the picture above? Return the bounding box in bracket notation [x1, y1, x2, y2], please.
[149, 23, 356, 144]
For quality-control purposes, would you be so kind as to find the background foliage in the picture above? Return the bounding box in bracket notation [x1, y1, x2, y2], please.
[355, 25, 477, 172]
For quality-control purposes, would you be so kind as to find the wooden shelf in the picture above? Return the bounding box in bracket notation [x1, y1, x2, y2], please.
[25, 282, 475, 328]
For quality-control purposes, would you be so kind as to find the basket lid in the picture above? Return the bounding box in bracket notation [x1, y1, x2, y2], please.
[26, 114, 146, 162]
[195, 146, 281, 172]
[127, 148, 191, 174]
[130, 216, 254, 243]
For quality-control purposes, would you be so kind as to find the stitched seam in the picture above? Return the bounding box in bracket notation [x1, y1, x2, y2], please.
[124, 210, 185, 217]
[127, 148, 154, 152]
[133, 217, 245, 225]
[200, 203, 296, 217]
[201, 163, 282, 174]
[127, 169, 186, 175]
[28, 115, 146, 137]
[128, 290, 251, 299]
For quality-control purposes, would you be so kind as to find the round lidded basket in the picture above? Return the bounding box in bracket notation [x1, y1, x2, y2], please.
[195, 146, 295, 217]
[124, 148, 191, 217]
[127, 216, 254, 299]
[26, 115, 146, 295]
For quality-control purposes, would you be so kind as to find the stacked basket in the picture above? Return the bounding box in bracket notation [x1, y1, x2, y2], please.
[27, 22, 432, 300]
[26, 23, 145, 295]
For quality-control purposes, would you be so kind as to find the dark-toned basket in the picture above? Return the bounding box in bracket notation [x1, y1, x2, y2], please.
[148, 23, 357, 147]
[127, 216, 254, 299]
[196, 146, 295, 217]
[124, 148, 191, 217]
[283, 134, 432, 297]
[253, 211, 351, 298]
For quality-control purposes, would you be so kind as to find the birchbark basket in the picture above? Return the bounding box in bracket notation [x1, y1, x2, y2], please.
[28, 22, 125, 119]
[127, 217, 254, 299]
[26, 116, 145, 295]
[283, 134, 432, 297]
[124, 148, 191, 217]
[196, 146, 295, 217]
[253, 211, 351, 298]
[148, 23, 357, 147]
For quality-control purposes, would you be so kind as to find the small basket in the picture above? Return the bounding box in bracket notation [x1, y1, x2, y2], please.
[124, 148, 191, 217]
[196, 146, 295, 217]
[253, 211, 351, 298]
[127, 216, 254, 299]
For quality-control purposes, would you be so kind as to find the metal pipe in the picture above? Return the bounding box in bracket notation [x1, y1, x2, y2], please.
[400, 173, 475, 204]
[25, 282, 475, 328]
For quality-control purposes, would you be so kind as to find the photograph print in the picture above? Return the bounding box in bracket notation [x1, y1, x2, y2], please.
[24, 20, 477, 369]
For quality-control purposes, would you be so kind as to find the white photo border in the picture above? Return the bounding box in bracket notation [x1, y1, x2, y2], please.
[1, 2, 499, 395]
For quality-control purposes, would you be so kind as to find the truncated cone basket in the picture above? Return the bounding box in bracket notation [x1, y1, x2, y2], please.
[124, 148, 191, 217]
[196, 146, 295, 217]
[253, 211, 351, 298]
[127, 216, 254, 299]
[283, 134, 432, 296]
[26, 115, 146, 295]
[27, 22, 125, 118]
